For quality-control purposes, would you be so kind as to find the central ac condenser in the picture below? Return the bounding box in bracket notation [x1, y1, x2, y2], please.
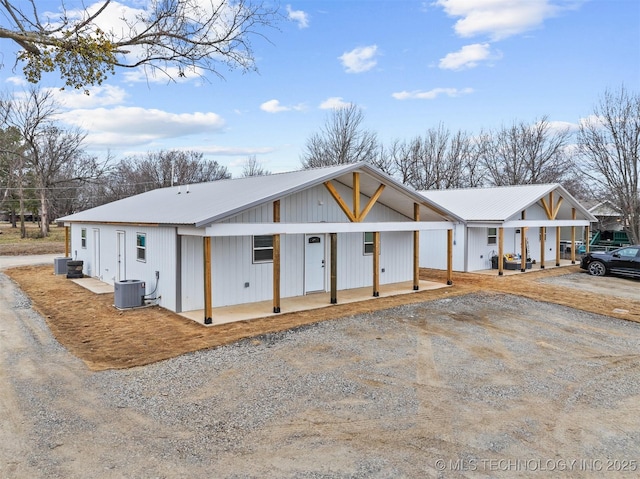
[114, 279, 146, 309]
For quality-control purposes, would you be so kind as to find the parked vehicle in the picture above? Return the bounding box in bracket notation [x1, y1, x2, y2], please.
[580, 245, 640, 278]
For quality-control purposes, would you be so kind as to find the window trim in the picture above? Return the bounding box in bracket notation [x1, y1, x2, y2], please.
[81, 228, 87, 248]
[363, 232, 381, 255]
[136, 233, 146, 262]
[487, 227, 497, 245]
[253, 235, 274, 263]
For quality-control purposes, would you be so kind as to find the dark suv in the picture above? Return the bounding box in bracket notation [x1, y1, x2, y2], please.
[580, 245, 640, 278]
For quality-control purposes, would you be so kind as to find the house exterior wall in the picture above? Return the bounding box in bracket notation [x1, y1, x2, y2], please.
[184, 182, 417, 309]
[420, 224, 465, 271]
[420, 217, 562, 272]
[69, 223, 177, 311]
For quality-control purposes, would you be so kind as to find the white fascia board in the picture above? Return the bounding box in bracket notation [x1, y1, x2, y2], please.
[201, 221, 453, 237]
[501, 220, 592, 228]
[177, 226, 206, 236]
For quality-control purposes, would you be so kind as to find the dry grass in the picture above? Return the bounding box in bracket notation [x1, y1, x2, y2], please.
[5, 264, 640, 372]
[0, 222, 65, 255]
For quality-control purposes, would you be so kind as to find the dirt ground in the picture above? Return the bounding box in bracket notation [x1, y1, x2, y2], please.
[4, 264, 640, 371]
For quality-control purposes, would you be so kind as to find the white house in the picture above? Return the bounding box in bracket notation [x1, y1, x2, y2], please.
[59, 163, 461, 324]
[419, 184, 597, 274]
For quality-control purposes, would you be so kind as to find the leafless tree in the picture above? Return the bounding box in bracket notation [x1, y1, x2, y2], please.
[0, 87, 105, 236]
[579, 86, 640, 244]
[479, 116, 573, 187]
[388, 125, 484, 190]
[301, 104, 380, 169]
[0, 0, 281, 90]
[100, 150, 230, 203]
[240, 155, 270, 177]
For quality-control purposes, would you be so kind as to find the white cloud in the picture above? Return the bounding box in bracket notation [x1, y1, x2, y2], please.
[319, 97, 352, 109]
[392, 87, 474, 100]
[547, 119, 579, 133]
[46, 85, 128, 109]
[58, 106, 225, 147]
[260, 99, 305, 113]
[5, 76, 27, 86]
[287, 5, 309, 28]
[339, 45, 378, 73]
[439, 43, 501, 70]
[434, 0, 570, 41]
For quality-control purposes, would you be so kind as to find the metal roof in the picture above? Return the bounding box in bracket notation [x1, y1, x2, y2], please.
[59, 162, 462, 226]
[420, 184, 598, 223]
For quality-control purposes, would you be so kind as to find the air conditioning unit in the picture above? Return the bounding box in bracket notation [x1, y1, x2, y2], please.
[54, 257, 72, 275]
[114, 279, 146, 309]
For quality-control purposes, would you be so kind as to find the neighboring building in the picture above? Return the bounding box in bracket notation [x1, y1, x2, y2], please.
[588, 200, 625, 232]
[59, 162, 460, 324]
[419, 184, 597, 274]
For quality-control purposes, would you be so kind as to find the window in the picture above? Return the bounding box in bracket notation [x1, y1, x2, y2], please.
[136, 233, 146, 262]
[363, 232, 374, 255]
[81, 228, 87, 248]
[617, 247, 639, 258]
[253, 235, 273, 263]
[487, 228, 497, 245]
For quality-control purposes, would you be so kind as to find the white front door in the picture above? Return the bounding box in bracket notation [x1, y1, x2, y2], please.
[92, 228, 101, 278]
[116, 231, 126, 281]
[304, 234, 325, 293]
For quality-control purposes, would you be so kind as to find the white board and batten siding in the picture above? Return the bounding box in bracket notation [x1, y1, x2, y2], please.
[69, 223, 178, 311]
[420, 223, 465, 272]
[182, 182, 416, 309]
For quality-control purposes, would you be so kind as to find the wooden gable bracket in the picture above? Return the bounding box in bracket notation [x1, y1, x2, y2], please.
[323, 172, 385, 223]
[540, 191, 564, 220]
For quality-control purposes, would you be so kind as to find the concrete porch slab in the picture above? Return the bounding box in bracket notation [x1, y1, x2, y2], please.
[180, 279, 449, 326]
[70, 277, 114, 294]
[473, 259, 578, 276]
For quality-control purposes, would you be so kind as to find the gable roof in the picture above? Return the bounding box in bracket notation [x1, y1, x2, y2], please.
[588, 200, 622, 217]
[420, 184, 597, 223]
[59, 162, 461, 226]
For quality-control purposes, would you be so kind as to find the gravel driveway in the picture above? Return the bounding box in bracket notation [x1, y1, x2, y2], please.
[1, 270, 640, 478]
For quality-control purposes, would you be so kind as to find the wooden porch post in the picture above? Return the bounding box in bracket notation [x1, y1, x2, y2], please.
[555, 226, 561, 266]
[330, 233, 337, 304]
[540, 227, 546, 269]
[203, 236, 212, 325]
[571, 207, 576, 264]
[65, 226, 70, 257]
[273, 200, 281, 313]
[373, 231, 380, 297]
[413, 203, 420, 291]
[498, 227, 504, 276]
[585, 225, 591, 253]
[520, 211, 527, 272]
[446, 229, 453, 285]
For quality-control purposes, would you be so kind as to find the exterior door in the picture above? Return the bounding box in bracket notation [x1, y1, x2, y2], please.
[116, 231, 126, 281]
[304, 234, 325, 293]
[92, 228, 101, 278]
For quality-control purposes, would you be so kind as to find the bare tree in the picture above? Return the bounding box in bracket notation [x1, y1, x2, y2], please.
[479, 116, 572, 187]
[579, 86, 640, 244]
[241, 155, 270, 177]
[0, 87, 104, 236]
[389, 125, 484, 190]
[301, 104, 380, 169]
[100, 150, 230, 203]
[0, 0, 281, 90]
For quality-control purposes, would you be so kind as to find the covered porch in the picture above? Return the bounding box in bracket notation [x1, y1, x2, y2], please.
[179, 279, 449, 326]
[473, 258, 577, 276]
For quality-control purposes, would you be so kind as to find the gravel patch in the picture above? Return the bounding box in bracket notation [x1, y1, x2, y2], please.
[3, 280, 640, 478]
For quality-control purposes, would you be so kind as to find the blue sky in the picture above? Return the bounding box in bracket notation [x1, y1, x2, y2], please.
[1, 1, 638, 177]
